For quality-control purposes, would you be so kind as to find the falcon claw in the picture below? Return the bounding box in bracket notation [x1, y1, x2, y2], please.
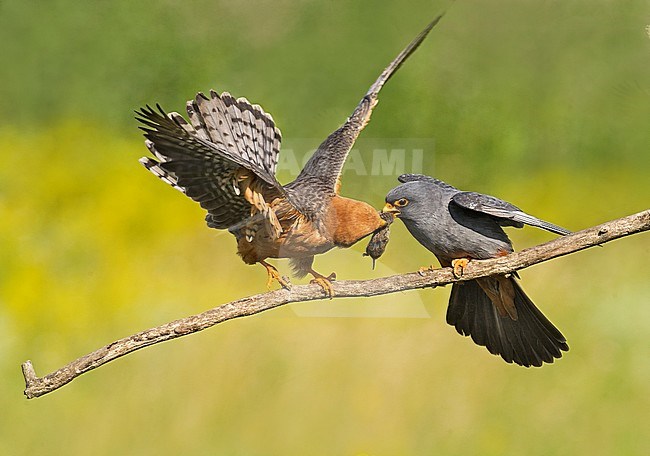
[260, 261, 291, 290]
[267, 274, 291, 290]
[280, 276, 292, 290]
[310, 277, 334, 298]
[451, 258, 470, 279]
[308, 269, 336, 298]
[417, 265, 435, 276]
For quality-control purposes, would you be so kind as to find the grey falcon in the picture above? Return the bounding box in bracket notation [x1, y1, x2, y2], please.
[383, 173, 570, 367]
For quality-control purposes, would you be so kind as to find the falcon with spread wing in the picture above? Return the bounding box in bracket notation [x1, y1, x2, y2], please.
[137, 16, 443, 294]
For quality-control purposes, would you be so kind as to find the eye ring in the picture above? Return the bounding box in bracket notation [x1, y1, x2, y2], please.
[394, 198, 409, 207]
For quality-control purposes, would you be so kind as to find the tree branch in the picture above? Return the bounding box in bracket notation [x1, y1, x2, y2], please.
[22, 209, 650, 399]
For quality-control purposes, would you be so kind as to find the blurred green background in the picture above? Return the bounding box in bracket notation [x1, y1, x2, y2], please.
[1, 0, 649, 454]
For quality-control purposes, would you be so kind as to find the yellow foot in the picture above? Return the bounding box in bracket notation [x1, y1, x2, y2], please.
[451, 258, 470, 279]
[309, 270, 336, 298]
[260, 261, 291, 290]
[417, 265, 435, 276]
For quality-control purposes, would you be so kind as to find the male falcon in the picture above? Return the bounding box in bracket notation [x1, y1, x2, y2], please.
[137, 16, 444, 294]
[383, 174, 570, 367]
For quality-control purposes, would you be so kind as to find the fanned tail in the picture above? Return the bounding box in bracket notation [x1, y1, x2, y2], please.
[446, 277, 568, 367]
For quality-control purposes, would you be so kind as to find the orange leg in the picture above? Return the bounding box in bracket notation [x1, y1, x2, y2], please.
[451, 258, 470, 279]
[259, 260, 291, 290]
[308, 268, 336, 298]
[417, 265, 436, 276]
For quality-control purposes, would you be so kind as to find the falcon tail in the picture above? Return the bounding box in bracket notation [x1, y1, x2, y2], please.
[446, 277, 569, 367]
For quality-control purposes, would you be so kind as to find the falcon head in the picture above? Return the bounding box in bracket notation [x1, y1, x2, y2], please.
[383, 177, 453, 222]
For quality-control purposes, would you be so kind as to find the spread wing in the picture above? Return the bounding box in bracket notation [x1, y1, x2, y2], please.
[291, 15, 444, 194]
[451, 192, 571, 236]
[136, 91, 293, 238]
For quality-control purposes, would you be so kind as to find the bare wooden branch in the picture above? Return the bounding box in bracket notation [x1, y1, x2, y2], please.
[22, 209, 650, 399]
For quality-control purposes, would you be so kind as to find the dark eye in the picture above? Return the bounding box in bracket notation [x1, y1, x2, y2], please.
[394, 198, 409, 207]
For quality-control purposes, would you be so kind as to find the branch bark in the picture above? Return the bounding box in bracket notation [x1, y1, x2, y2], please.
[22, 209, 650, 399]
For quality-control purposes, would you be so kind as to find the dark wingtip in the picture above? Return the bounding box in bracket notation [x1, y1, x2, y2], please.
[366, 13, 445, 97]
[135, 104, 164, 122]
[403, 12, 445, 56]
[426, 12, 446, 33]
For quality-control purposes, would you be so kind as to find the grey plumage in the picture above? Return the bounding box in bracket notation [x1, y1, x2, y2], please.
[388, 177, 513, 261]
[451, 192, 571, 236]
[291, 15, 443, 198]
[385, 174, 570, 367]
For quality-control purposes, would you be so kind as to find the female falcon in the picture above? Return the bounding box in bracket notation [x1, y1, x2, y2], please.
[137, 16, 443, 294]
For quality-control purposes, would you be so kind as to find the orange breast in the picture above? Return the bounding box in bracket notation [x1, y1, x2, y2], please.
[236, 195, 386, 263]
[326, 196, 386, 247]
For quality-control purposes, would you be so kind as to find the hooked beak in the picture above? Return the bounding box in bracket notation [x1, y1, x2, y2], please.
[382, 202, 400, 216]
